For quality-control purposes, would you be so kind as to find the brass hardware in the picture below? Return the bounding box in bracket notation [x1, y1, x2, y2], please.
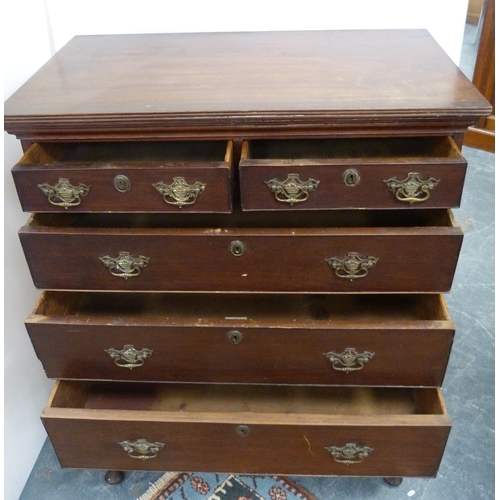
[114, 175, 131, 192]
[105, 345, 153, 369]
[230, 240, 245, 257]
[99, 251, 150, 279]
[326, 443, 373, 464]
[38, 178, 90, 208]
[118, 439, 165, 460]
[227, 330, 243, 344]
[236, 425, 251, 437]
[384, 172, 439, 204]
[323, 348, 374, 372]
[153, 177, 206, 207]
[264, 173, 319, 205]
[343, 169, 360, 187]
[326, 252, 378, 280]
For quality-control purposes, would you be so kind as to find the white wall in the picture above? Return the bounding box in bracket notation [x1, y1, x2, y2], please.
[4, 2, 57, 499]
[4, 1, 468, 498]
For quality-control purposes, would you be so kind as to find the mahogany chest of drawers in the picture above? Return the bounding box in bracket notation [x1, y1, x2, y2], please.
[5, 30, 490, 483]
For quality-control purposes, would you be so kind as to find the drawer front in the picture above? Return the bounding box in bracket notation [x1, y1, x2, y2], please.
[239, 138, 467, 211]
[43, 418, 450, 476]
[20, 227, 463, 293]
[12, 142, 233, 213]
[42, 383, 451, 477]
[29, 324, 454, 386]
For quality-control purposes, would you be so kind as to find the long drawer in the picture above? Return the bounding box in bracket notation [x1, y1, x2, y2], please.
[12, 141, 233, 213]
[239, 137, 467, 211]
[18, 209, 462, 293]
[27, 292, 454, 387]
[42, 381, 451, 477]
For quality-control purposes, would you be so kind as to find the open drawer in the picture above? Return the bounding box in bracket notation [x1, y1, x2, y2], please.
[27, 292, 454, 387]
[19, 209, 463, 292]
[42, 381, 451, 477]
[239, 137, 466, 210]
[12, 141, 233, 213]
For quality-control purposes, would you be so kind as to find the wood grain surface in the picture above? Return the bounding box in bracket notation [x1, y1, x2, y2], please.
[42, 381, 451, 476]
[4, 30, 491, 141]
[26, 292, 454, 386]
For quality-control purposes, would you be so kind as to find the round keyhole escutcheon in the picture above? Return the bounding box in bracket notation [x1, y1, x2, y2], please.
[114, 175, 131, 192]
[227, 330, 243, 344]
[236, 425, 251, 437]
[230, 240, 245, 257]
[343, 169, 360, 187]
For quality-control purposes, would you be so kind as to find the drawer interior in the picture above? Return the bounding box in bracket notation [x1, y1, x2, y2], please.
[242, 136, 461, 161]
[28, 208, 455, 229]
[50, 381, 446, 416]
[35, 292, 450, 326]
[20, 141, 231, 166]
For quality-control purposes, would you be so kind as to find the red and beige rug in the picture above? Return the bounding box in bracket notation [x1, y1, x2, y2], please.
[137, 473, 316, 500]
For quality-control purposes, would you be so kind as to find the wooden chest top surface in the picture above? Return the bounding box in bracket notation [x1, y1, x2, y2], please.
[4, 30, 491, 138]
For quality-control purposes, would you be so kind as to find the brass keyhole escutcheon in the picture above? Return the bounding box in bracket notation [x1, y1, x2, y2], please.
[230, 240, 245, 257]
[114, 175, 131, 192]
[236, 425, 251, 437]
[343, 169, 360, 187]
[227, 330, 243, 344]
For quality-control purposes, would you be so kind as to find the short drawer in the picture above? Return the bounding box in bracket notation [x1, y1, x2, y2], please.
[28, 292, 454, 387]
[239, 137, 466, 210]
[19, 209, 462, 293]
[42, 381, 451, 477]
[12, 141, 233, 213]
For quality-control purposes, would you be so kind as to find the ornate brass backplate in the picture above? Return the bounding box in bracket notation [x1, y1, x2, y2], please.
[99, 251, 150, 279]
[323, 348, 374, 372]
[153, 177, 206, 207]
[326, 443, 374, 464]
[264, 173, 319, 205]
[326, 252, 378, 280]
[118, 439, 165, 460]
[105, 345, 153, 369]
[38, 178, 90, 208]
[384, 172, 439, 203]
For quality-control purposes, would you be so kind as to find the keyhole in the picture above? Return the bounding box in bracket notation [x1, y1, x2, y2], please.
[230, 240, 245, 257]
[343, 169, 360, 187]
[114, 175, 131, 192]
[236, 425, 251, 437]
[227, 330, 243, 344]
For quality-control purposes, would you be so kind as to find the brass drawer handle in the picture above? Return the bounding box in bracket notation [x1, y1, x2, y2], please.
[384, 172, 439, 204]
[265, 173, 319, 205]
[105, 345, 153, 369]
[153, 177, 206, 207]
[323, 348, 374, 372]
[118, 439, 165, 460]
[326, 252, 378, 280]
[99, 251, 150, 279]
[38, 177, 90, 208]
[326, 443, 373, 464]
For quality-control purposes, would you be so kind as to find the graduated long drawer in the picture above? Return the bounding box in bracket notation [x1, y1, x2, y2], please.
[27, 292, 454, 387]
[42, 381, 451, 477]
[19, 209, 462, 293]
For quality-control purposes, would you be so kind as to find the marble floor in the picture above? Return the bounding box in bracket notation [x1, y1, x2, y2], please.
[19, 24, 494, 500]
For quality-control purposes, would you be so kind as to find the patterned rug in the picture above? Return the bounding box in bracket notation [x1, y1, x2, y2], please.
[137, 473, 316, 500]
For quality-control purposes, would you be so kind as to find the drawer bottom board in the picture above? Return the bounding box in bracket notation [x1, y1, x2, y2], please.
[43, 381, 451, 477]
